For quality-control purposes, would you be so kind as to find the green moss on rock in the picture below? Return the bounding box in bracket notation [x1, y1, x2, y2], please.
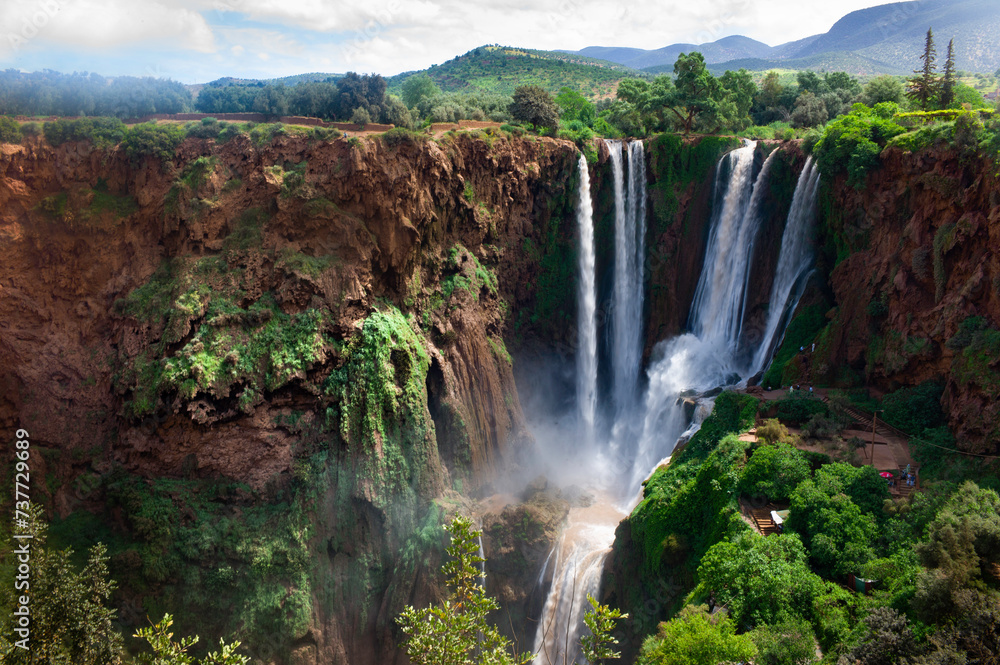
[323, 307, 436, 508]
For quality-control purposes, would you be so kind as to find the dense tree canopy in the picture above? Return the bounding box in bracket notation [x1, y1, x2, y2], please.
[509, 85, 559, 132]
[739, 442, 811, 501]
[636, 605, 756, 665]
[697, 533, 822, 627]
[554, 86, 596, 126]
[193, 73, 393, 122]
[400, 73, 441, 108]
[0, 69, 191, 118]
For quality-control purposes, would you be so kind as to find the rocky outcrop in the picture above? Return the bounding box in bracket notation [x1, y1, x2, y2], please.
[0, 129, 579, 663]
[787, 145, 1000, 452]
[478, 478, 571, 651]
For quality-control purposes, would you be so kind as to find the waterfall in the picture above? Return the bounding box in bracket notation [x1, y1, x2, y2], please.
[532, 140, 645, 665]
[752, 157, 822, 375]
[609, 140, 646, 416]
[532, 142, 820, 662]
[626, 142, 774, 497]
[688, 141, 773, 358]
[531, 503, 623, 665]
[575, 155, 598, 435]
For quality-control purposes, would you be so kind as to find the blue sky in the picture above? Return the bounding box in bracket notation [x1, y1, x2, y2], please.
[1, 0, 891, 83]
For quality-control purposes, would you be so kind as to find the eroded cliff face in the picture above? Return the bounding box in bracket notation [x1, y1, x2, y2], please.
[786, 146, 1000, 452]
[0, 130, 579, 663]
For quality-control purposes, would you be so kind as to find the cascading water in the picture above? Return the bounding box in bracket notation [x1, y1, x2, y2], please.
[532, 142, 821, 664]
[575, 155, 598, 436]
[627, 141, 774, 496]
[609, 140, 646, 417]
[752, 157, 822, 376]
[532, 140, 644, 665]
[532, 500, 624, 665]
[627, 140, 647, 369]
[688, 141, 769, 354]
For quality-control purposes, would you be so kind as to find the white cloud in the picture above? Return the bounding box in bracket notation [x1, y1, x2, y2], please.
[0, 0, 215, 57]
[221, 0, 893, 76]
[0, 0, 899, 80]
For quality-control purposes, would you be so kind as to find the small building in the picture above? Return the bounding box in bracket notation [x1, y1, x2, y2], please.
[847, 574, 876, 594]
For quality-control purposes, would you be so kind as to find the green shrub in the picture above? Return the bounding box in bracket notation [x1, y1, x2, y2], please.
[381, 127, 425, 149]
[43, 117, 127, 148]
[739, 442, 810, 501]
[866, 296, 888, 319]
[636, 604, 757, 665]
[249, 122, 286, 146]
[123, 122, 185, 163]
[0, 116, 21, 143]
[879, 381, 946, 435]
[499, 123, 525, 137]
[946, 316, 988, 350]
[279, 161, 308, 199]
[756, 418, 791, 445]
[771, 394, 829, 426]
[801, 413, 841, 439]
[813, 103, 905, 188]
[178, 156, 218, 190]
[19, 121, 41, 137]
[592, 116, 621, 138]
[802, 128, 822, 154]
[185, 117, 221, 139]
[310, 126, 340, 141]
[750, 619, 818, 665]
[952, 326, 1000, 393]
[37, 192, 68, 220]
[217, 123, 245, 144]
[556, 119, 595, 150]
[350, 107, 372, 127]
[887, 122, 953, 152]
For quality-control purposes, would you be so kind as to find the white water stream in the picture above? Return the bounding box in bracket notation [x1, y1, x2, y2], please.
[575, 154, 598, 438]
[533, 141, 821, 664]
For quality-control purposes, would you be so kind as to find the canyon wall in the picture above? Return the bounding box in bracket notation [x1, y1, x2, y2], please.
[778, 145, 1000, 453]
[0, 129, 580, 663]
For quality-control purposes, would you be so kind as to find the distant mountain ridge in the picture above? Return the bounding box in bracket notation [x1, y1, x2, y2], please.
[561, 0, 1000, 75]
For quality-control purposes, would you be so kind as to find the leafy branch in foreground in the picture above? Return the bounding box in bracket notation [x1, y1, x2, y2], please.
[397, 515, 533, 665]
[581, 593, 628, 663]
[133, 613, 249, 665]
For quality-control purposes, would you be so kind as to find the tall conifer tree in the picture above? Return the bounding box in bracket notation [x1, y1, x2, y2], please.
[907, 28, 939, 110]
[940, 38, 957, 108]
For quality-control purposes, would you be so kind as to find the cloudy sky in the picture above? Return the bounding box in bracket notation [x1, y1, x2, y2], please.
[1, 0, 893, 83]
